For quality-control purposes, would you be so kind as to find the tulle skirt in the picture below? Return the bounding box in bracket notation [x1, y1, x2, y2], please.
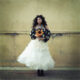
[17, 38, 55, 71]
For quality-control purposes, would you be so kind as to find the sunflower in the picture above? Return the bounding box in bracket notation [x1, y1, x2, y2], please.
[35, 29, 44, 37]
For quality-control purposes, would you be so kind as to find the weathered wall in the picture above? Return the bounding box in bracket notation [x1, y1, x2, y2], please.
[0, 0, 80, 68]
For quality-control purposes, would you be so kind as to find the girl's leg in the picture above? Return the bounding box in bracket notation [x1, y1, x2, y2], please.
[40, 69, 45, 76]
[37, 69, 41, 76]
[37, 69, 45, 76]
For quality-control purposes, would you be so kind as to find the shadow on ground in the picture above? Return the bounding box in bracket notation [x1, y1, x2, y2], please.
[0, 70, 80, 80]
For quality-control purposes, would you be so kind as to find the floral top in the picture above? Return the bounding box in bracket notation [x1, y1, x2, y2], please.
[30, 25, 51, 42]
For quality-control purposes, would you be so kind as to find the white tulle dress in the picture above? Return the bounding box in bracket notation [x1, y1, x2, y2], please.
[17, 25, 55, 71]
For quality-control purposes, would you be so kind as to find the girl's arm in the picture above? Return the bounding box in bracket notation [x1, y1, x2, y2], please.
[30, 28, 36, 39]
[43, 26, 51, 42]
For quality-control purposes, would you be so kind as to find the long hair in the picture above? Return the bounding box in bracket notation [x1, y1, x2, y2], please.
[32, 15, 47, 29]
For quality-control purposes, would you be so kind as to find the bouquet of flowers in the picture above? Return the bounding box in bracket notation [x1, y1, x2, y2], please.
[35, 28, 45, 38]
[30, 28, 51, 42]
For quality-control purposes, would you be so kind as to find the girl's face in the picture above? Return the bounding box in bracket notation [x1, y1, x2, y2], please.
[37, 17, 42, 25]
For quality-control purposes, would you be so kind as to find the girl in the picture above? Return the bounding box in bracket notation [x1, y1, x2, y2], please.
[17, 15, 55, 77]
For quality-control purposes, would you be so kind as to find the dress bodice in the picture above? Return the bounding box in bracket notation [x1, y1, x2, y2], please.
[35, 24, 45, 30]
[30, 24, 51, 42]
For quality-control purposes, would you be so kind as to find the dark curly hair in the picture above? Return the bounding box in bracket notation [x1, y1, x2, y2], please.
[32, 15, 47, 29]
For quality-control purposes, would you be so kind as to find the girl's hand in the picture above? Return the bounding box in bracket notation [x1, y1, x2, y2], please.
[35, 34, 45, 40]
[35, 34, 39, 37]
[38, 37, 45, 40]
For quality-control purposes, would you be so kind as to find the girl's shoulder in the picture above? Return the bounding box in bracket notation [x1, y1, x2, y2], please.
[45, 25, 50, 30]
